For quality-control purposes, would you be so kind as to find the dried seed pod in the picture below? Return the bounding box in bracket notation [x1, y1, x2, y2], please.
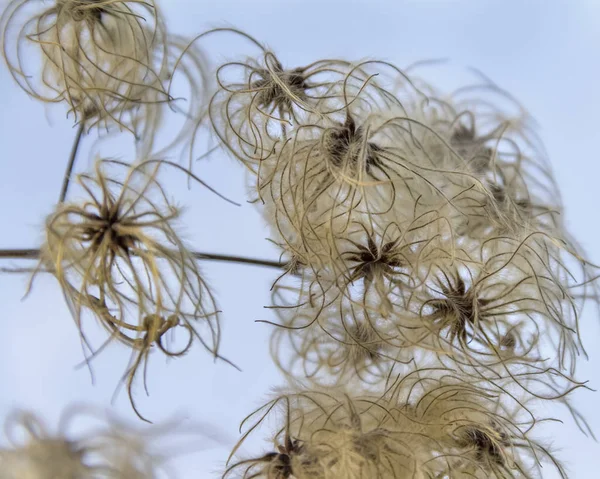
[389, 234, 589, 398]
[256, 103, 495, 278]
[264, 211, 456, 377]
[212, 50, 314, 164]
[268, 226, 591, 412]
[226, 377, 567, 478]
[0, 0, 172, 145]
[448, 116, 562, 241]
[37, 159, 225, 391]
[384, 370, 570, 478]
[256, 113, 399, 262]
[224, 388, 436, 479]
[210, 43, 324, 166]
[210, 35, 421, 168]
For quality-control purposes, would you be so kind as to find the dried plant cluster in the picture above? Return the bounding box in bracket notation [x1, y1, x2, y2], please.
[0, 0, 210, 157]
[38, 158, 225, 422]
[0, 406, 195, 478]
[0, 3, 597, 478]
[225, 374, 567, 479]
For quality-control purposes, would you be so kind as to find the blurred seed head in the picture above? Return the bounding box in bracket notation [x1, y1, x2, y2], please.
[0, 405, 216, 478]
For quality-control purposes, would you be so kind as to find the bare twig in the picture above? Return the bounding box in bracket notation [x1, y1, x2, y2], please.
[58, 121, 86, 203]
[0, 248, 286, 270]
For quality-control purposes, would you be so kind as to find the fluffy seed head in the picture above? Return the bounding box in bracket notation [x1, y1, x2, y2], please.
[38, 159, 223, 398]
[1, 0, 171, 137]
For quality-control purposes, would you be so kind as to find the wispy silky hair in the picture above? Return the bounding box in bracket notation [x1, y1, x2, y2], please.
[209, 30, 428, 169]
[223, 387, 436, 479]
[263, 196, 459, 335]
[210, 45, 317, 166]
[397, 62, 567, 241]
[265, 215, 456, 387]
[0, 0, 171, 146]
[74, 410, 179, 477]
[384, 370, 569, 478]
[407, 233, 586, 378]
[208, 33, 337, 167]
[267, 223, 591, 412]
[254, 113, 402, 270]
[254, 102, 498, 281]
[37, 158, 228, 419]
[157, 33, 213, 169]
[223, 376, 567, 479]
[269, 303, 403, 388]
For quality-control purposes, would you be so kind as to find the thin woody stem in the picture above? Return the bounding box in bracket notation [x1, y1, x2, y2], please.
[58, 121, 86, 203]
[191, 252, 285, 268]
[0, 249, 38, 259]
[0, 248, 287, 270]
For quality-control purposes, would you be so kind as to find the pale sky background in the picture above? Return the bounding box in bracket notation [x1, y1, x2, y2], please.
[0, 0, 599, 477]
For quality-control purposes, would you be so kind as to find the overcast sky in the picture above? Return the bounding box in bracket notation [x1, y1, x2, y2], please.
[0, 0, 599, 477]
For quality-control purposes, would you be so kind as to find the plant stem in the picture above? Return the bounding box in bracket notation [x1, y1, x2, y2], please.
[191, 252, 285, 268]
[0, 248, 287, 270]
[58, 121, 86, 203]
[0, 249, 38, 259]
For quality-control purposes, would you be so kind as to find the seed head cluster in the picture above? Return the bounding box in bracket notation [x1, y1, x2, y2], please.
[39, 159, 222, 421]
[0, 4, 597, 478]
[213, 32, 597, 478]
